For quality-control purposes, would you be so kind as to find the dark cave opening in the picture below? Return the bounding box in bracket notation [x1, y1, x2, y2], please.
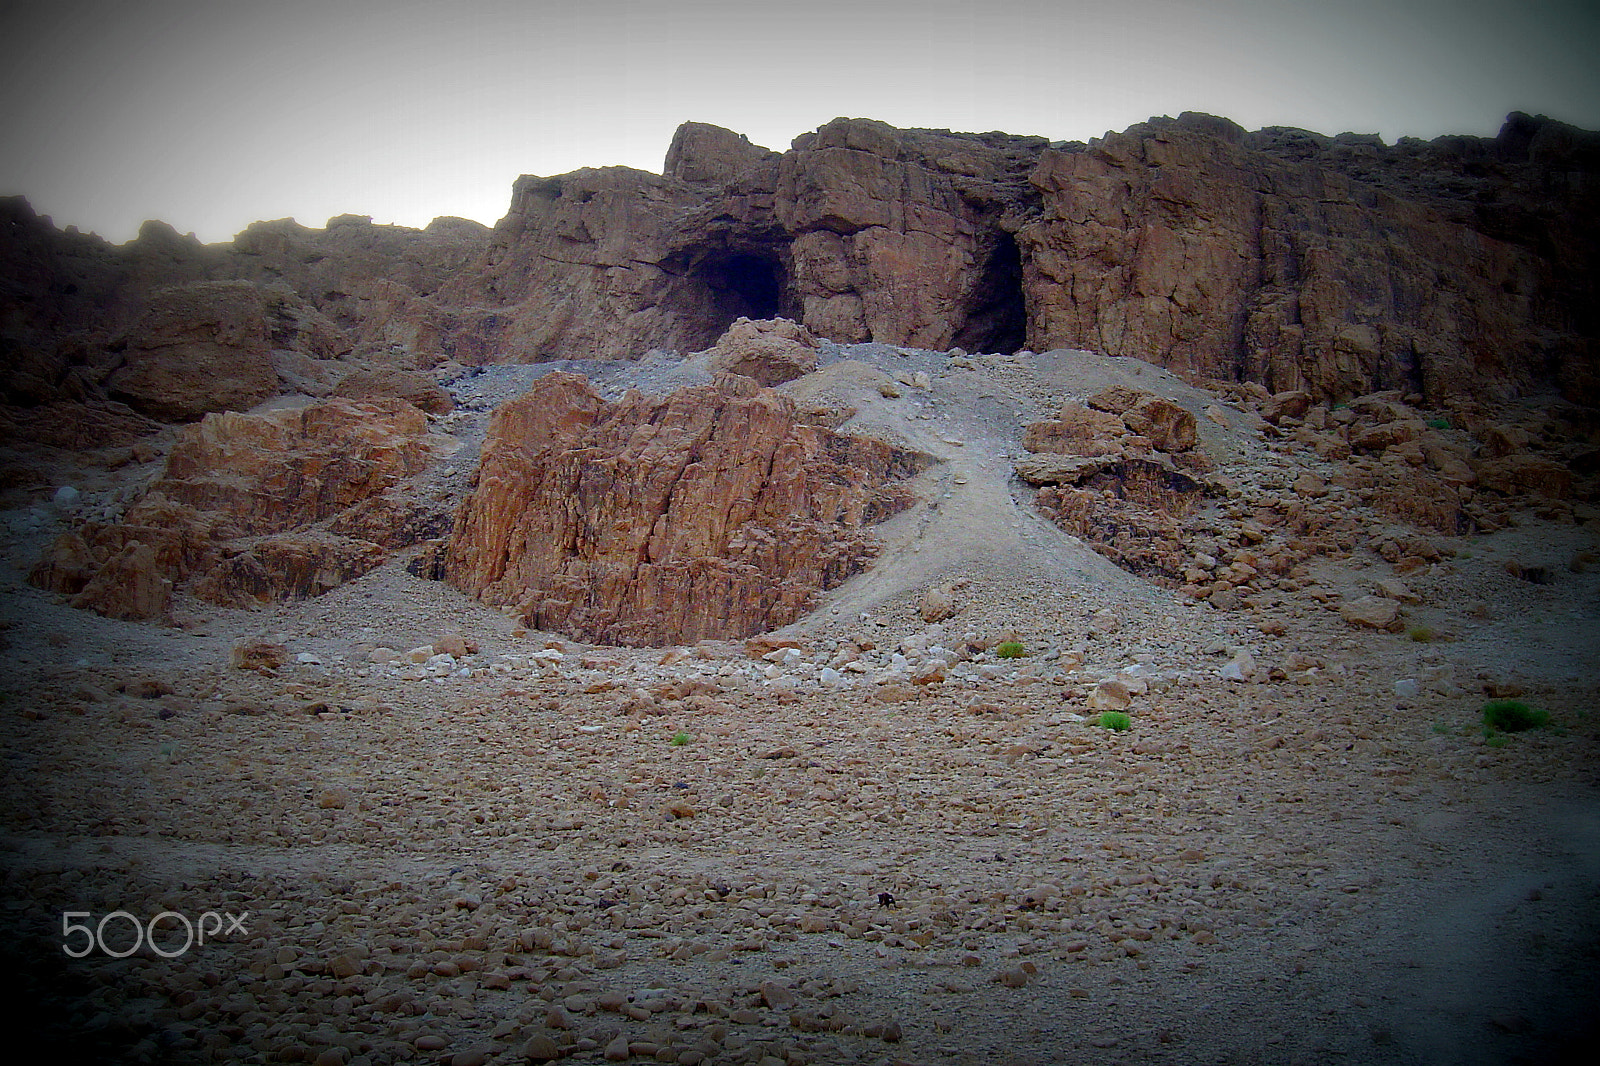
[953, 233, 1028, 355]
[695, 251, 786, 327]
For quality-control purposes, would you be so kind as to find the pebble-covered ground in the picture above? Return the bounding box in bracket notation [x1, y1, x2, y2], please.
[2, 346, 1598, 1065]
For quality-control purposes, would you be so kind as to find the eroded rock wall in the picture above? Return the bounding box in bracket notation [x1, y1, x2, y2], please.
[1018, 112, 1599, 406]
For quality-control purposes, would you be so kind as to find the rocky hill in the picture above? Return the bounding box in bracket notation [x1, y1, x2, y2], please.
[1, 113, 1598, 1063]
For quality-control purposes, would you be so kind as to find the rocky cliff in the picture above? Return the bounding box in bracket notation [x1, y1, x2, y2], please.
[6, 110, 1596, 432]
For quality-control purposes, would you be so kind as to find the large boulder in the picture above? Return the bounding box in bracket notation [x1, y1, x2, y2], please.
[445, 372, 926, 645]
[703, 317, 820, 386]
[156, 398, 432, 533]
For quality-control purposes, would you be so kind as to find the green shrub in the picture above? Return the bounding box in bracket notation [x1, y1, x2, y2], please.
[1408, 624, 1437, 643]
[1481, 699, 1549, 734]
[669, 730, 692, 746]
[995, 641, 1027, 659]
[1485, 734, 1510, 749]
[1094, 711, 1132, 731]
[1426, 417, 1452, 430]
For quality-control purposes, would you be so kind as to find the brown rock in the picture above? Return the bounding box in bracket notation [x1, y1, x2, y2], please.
[1475, 455, 1574, 499]
[665, 121, 779, 185]
[105, 280, 280, 422]
[918, 586, 957, 623]
[445, 373, 925, 645]
[1339, 595, 1401, 630]
[703, 317, 819, 387]
[156, 398, 432, 533]
[1121, 396, 1198, 452]
[1023, 403, 1125, 456]
[231, 641, 288, 672]
[1263, 390, 1313, 423]
[29, 532, 96, 595]
[69, 543, 170, 621]
[1034, 460, 1210, 585]
[331, 367, 453, 414]
[1086, 385, 1151, 415]
[192, 533, 387, 607]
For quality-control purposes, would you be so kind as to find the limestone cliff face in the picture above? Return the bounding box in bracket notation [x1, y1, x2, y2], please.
[3, 111, 1596, 427]
[428, 111, 1597, 409]
[444, 372, 925, 646]
[1017, 113, 1598, 406]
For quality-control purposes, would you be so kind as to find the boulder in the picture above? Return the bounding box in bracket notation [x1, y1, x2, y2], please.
[664, 121, 779, 185]
[192, 533, 387, 607]
[33, 397, 438, 618]
[1340, 595, 1402, 630]
[703, 317, 820, 386]
[156, 398, 432, 533]
[70, 543, 170, 621]
[1022, 403, 1126, 456]
[1121, 396, 1198, 452]
[331, 367, 453, 415]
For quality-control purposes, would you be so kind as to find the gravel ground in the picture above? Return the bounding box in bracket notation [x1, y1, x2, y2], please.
[1, 346, 1597, 1065]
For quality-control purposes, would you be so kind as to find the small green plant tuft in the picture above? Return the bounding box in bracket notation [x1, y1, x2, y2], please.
[1485, 734, 1510, 749]
[1094, 711, 1132, 731]
[669, 730, 692, 746]
[1426, 417, 1452, 430]
[1430, 721, 1450, 735]
[1407, 624, 1437, 643]
[995, 641, 1027, 659]
[1481, 699, 1549, 734]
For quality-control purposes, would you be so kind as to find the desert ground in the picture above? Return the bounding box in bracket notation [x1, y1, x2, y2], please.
[2, 342, 1597, 1065]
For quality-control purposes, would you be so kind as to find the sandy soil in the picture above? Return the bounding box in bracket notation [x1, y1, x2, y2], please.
[1, 345, 1597, 1065]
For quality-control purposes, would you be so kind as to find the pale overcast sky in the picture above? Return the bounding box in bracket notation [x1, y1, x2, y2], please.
[2, 0, 1596, 244]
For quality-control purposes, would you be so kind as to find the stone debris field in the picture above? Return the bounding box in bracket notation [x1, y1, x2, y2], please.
[3, 337, 1599, 1066]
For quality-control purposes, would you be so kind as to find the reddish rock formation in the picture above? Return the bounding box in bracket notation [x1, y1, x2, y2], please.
[69, 543, 171, 621]
[155, 398, 432, 533]
[1018, 385, 1215, 584]
[104, 280, 298, 421]
[445, 372, 926, 645]
[703, 317, 819, 386]
[4, 113, 1596, 421]
[31, 397, 441, 618]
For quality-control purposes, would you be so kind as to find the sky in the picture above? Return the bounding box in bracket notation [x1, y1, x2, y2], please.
[2, 0, 1597, 245]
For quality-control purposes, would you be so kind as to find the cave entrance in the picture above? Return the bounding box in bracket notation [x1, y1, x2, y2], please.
[953, 233, 1027, 355]
[690, 251, 789, 334]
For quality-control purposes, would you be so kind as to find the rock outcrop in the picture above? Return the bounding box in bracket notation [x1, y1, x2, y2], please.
[5, 113, 1597, 424]
[32, 397, 441, 618]
[1018, 385, 1214, 585]
[445, 372, 926, 645]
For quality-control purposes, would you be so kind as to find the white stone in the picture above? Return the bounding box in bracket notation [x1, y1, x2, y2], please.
[1393, 678, 1420, 699]
[1220, 649, 1256, 682]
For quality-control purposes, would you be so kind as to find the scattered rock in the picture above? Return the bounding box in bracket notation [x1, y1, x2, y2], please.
[1340, 595, 1402, 631]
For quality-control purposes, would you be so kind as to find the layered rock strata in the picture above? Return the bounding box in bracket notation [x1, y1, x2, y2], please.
[445, 372, 926, 646]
